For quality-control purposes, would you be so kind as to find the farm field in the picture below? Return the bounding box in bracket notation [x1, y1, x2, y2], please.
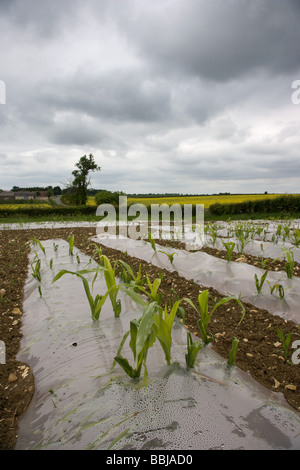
[86, 193, 298, 209]
[0, 218, 300, 449]
[0, 203, 52, 210]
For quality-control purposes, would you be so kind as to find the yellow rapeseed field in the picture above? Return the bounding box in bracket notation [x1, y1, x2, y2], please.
[0, 203, 52, 210]
[88, 194, 296, 209]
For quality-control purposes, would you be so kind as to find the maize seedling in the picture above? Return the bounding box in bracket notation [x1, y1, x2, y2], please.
[254, 269, 269, 294]
[52, 267, 111, 321]
[276, 328, 292, 362]
[185, 331, 202, 368]
[222, 241, 235, 262]
[114, 302, 158, 384]
[227, 337, 239, 366]
[152, 300, 182, 365]
[68, 234, 75, 256]
[184, 291, 245, 345]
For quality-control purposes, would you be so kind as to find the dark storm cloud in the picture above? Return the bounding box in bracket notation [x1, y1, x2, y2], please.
[120, 0, 300, 82]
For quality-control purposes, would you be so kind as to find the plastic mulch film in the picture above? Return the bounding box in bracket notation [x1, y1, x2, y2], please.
[93, 235, 300, 324]
[15, 239, 300, 450]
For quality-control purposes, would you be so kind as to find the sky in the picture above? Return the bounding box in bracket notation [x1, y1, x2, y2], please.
[1, 0, 300, 195]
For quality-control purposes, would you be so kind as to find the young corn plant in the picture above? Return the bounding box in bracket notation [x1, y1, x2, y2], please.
[30, 236, 46, 255]
[152, 300, 182, 365]
[289, 227, 300, 247]
[276, 328, 292, 362]
[282, 224, 291, 242]
[237, 236, 251, 254]
[100, 255, 122, 317]
[267, 281, 285, 299]
[169, 287, 186, 323]
[184, 291, 245, 345]
[185, 331, 202, 368]
[117, 260, 146, 292]
[148, 231, 157, 253]
[68, 234, 75, 256]
[254, 269, 269, 294]
[281, 248, 295, 279]
[227, 337, 239, 367]
[52, 267, 110, 321]
[90, 243, 105, 267]
[31, 259, 42, 282]
[222, 241, 235, 262]
[138, 274, 163, 304]
[158, 250, 177, 265]
[208, 225, 218, 247]
[114, 302, 158, 384]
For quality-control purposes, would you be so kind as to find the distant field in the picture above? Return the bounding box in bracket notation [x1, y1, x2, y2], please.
[87, 194, 297, 209]
[0, 203, 52, 210]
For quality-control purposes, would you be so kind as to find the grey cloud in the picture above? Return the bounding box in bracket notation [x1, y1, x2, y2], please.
[0, 0, 300, 194]
[119, 0, 300, 82]
[0, 0, 84, 39]
[39, 69, 173, 124]
[49, 117, 106, 146]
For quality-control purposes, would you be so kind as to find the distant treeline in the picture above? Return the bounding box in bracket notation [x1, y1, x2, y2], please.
[128, 192, 234, 198]
[209, 195, 300, 215]
[8, 186, 62, 195]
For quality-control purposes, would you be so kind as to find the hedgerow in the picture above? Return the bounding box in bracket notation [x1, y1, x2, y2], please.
[0, 205, 96, 218]
[209, 195, 300, 216]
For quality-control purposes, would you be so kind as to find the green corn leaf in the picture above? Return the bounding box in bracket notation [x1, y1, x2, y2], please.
[185, 332, 202, 368]
[114, 355, 140, 379]
[227, 337, 239, 366]
[211, 294, 246, 325]
[118, 260, 135, 279]
[129, 319, 139, 359]
[165, 300, 181, 330]
[120, 287, 148, 307]
[135, 302, 158, 369]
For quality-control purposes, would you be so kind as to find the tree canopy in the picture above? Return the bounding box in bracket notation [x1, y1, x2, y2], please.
[72, 154, 101, 205]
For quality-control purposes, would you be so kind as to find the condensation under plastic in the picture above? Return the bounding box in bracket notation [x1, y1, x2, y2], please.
[15, 239, 300, 450]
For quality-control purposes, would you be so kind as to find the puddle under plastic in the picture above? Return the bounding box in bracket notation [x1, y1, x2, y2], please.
[16, 239, 300, 450]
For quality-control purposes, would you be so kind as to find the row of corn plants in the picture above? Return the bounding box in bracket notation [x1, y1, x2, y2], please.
[28, 236, 248, 385]
[204, 222, 297, 296]
[205, 219, 300, 248]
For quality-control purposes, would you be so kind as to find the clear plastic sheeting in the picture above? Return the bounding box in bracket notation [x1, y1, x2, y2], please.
[206, 235, 300, 264]
[16, 239, 300, 450]
[205, 220, 300, 263]
[0, 221, 99, 230]
[93, 237, 300, 324]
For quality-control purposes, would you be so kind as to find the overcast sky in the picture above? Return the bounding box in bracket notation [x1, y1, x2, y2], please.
[1, 0, 300, 195]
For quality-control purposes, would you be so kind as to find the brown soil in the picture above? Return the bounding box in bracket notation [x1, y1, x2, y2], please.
[0, 226, 299, 450]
